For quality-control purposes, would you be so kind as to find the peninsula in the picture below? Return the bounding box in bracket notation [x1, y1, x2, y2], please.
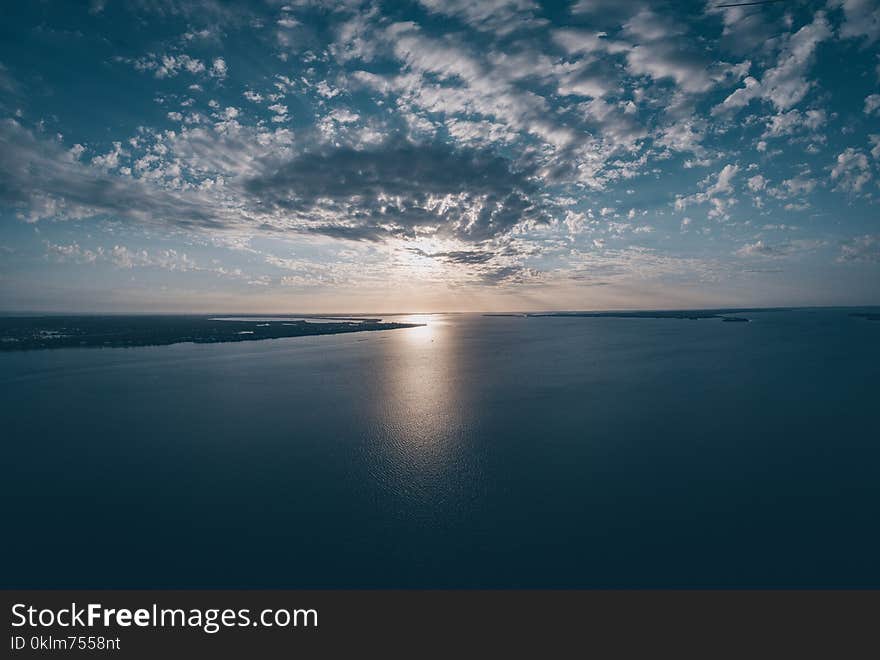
[0, 316, 423, 351]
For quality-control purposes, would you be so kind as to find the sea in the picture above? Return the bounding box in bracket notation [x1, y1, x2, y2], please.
[1, 308, 878, 587]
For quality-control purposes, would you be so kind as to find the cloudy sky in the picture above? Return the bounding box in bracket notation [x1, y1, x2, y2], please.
[1, 0, 878, 312]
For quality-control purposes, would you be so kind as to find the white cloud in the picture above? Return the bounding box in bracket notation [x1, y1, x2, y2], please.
[747, 174, 767, 191]
[45, 239, 246, 277]
[268, 103, 289, 122]
[735, 239, 824, 258]
[552, 28, 629, 56]
[416, 0, 545, 35]
[865, 94, 880, 116]
[768, 173, 817, 199]
[838, 234, 880, 262]
[45, 241, 102, 264]
[869, 134, 880, 160]
[830, 0, 880, 44]
[211, 57, 227, 79]
[831, 148, 872, 192]
[714, 12, 832, 114]
[625, 42, 733, 95]
[623, 8, 684, 42]
[675, 164, 740, 219]
[763, 108, 826, 137]
[129, 53, 206, 78]
[90, 141, 124, 170]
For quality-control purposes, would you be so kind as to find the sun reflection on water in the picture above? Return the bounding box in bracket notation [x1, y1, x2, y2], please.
[368, 314, 473, 505]
[397, 314, 439, 343]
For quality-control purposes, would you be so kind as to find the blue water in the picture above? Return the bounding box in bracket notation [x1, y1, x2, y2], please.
[1, 309, 878, 587]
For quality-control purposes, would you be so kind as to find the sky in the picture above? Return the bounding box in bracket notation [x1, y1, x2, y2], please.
[0, 0, 878, 313]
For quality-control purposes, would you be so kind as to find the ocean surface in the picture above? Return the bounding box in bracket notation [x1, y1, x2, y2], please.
[2, 308, 878, 587]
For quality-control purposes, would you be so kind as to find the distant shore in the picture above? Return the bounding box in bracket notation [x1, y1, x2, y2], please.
[484, 307, 880, 323]
[483, 309, 770, 321]
[0, 316, 423, 351]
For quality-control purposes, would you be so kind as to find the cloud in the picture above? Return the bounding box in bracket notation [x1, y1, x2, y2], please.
[735, 239, 824, 258]
[570, 0, 649, 20]
[90, 141, 125, 170]
[243, 139, 549, 243]
[675, 164, 740, 219]
[714, 12, 832, 114]
[45, 241, 102, 264]
[764, 172, 818, 201]
[552, 29, 629, 56]
[478, 265, 543, 285]
[763, 109, 827, 138]
[0, 62, 18, 95]
[371, 23, 572, 148]
[415, 0, 546, 35]
[5, 0, 880, 301]
[625, 43, 719, 94]
[106, 245, 198, 271]
[268, 103, 289, 122]
[830, 0, 880, 45]
[837, 234, 880, 262]
[565, 245, 724, 283]
[747, 174, 767, 192]
[618, 8, 734, 95]
[870, 134, 880, 160]
[122, 51, 225, 81]
[623, 8, 684, 42]
[210, 57, 227, 79]
[128, 53, 207, 78]
[404, 245, 544, 286]
[45, 240, 242, 276]
[408, 247, 500, 265]
[615, 8, 749, 97]
[709, 1, 786, 57]
[124, 0, 254, 25]
[0, 119, 223, 228]
[830, 148, 872, 192]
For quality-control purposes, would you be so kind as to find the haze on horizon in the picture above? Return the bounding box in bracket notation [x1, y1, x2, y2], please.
[1, 0, 879, 314]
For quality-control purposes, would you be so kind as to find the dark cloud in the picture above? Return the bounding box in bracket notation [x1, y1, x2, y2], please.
[0, 122, 547, 259]
[408, 247, 497, 264]
[568, 275, 611, 284]
[478, 265, 542, 285]
[244, 140, 549, 243]
[405, 243, 544, 285]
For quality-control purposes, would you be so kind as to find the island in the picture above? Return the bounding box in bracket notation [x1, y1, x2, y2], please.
[850, 313, 880, 321]
[0, 315, 423, 351]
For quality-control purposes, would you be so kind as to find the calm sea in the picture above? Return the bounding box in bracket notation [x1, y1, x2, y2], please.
[2, 309, 878, 587]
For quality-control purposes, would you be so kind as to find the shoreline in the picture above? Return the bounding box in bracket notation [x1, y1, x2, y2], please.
[0, 317, 424, 352]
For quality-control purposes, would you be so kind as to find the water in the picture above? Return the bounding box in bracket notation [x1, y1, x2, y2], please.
[1, 309, 878, 587]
